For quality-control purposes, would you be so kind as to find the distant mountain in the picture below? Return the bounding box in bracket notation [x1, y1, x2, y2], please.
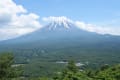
[0, 18, 120, 50]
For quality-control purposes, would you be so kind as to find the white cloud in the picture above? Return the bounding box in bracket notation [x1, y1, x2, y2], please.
[0, 0, 42, 40]
[75, 21, 120, 36]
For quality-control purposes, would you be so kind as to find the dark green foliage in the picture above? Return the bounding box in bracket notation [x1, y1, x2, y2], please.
[0, 53, 23, 80]
[52, 61, 120, 80]
[94, 64, 120, 80]
[100, 64, 110, 71]
[53, 60, 92, 80]
[1, 52, 120, 80]
[67, 60, 78, 73]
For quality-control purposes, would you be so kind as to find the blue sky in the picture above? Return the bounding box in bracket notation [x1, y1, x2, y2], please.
[14, 0, 120, 24]
[0, 0, 120, 40]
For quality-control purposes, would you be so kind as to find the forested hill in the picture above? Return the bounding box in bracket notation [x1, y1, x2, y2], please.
[0, 53, 120, 80]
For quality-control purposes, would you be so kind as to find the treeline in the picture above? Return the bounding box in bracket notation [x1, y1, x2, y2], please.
[0, 53, 120, 80]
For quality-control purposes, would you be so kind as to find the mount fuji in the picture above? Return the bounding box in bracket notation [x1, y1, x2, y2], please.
[0, 17, 120, 53]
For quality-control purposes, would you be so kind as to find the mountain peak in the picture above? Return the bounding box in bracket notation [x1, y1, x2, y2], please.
[43, 16, 74, 30]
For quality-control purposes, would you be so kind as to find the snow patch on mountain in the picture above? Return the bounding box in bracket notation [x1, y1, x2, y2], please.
[43, 16, 74, 29]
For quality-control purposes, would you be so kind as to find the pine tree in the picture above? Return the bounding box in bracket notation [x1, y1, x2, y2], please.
[0, 53, 23, 80]
[67, 60, 78, 73]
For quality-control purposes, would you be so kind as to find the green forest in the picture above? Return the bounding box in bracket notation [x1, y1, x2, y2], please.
[0, 53, 120, 80]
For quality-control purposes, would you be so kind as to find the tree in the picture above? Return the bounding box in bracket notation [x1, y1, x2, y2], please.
[0, 52, 23, 80]
[53, 60, 92, 80]
[67, 60, 78, 73]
